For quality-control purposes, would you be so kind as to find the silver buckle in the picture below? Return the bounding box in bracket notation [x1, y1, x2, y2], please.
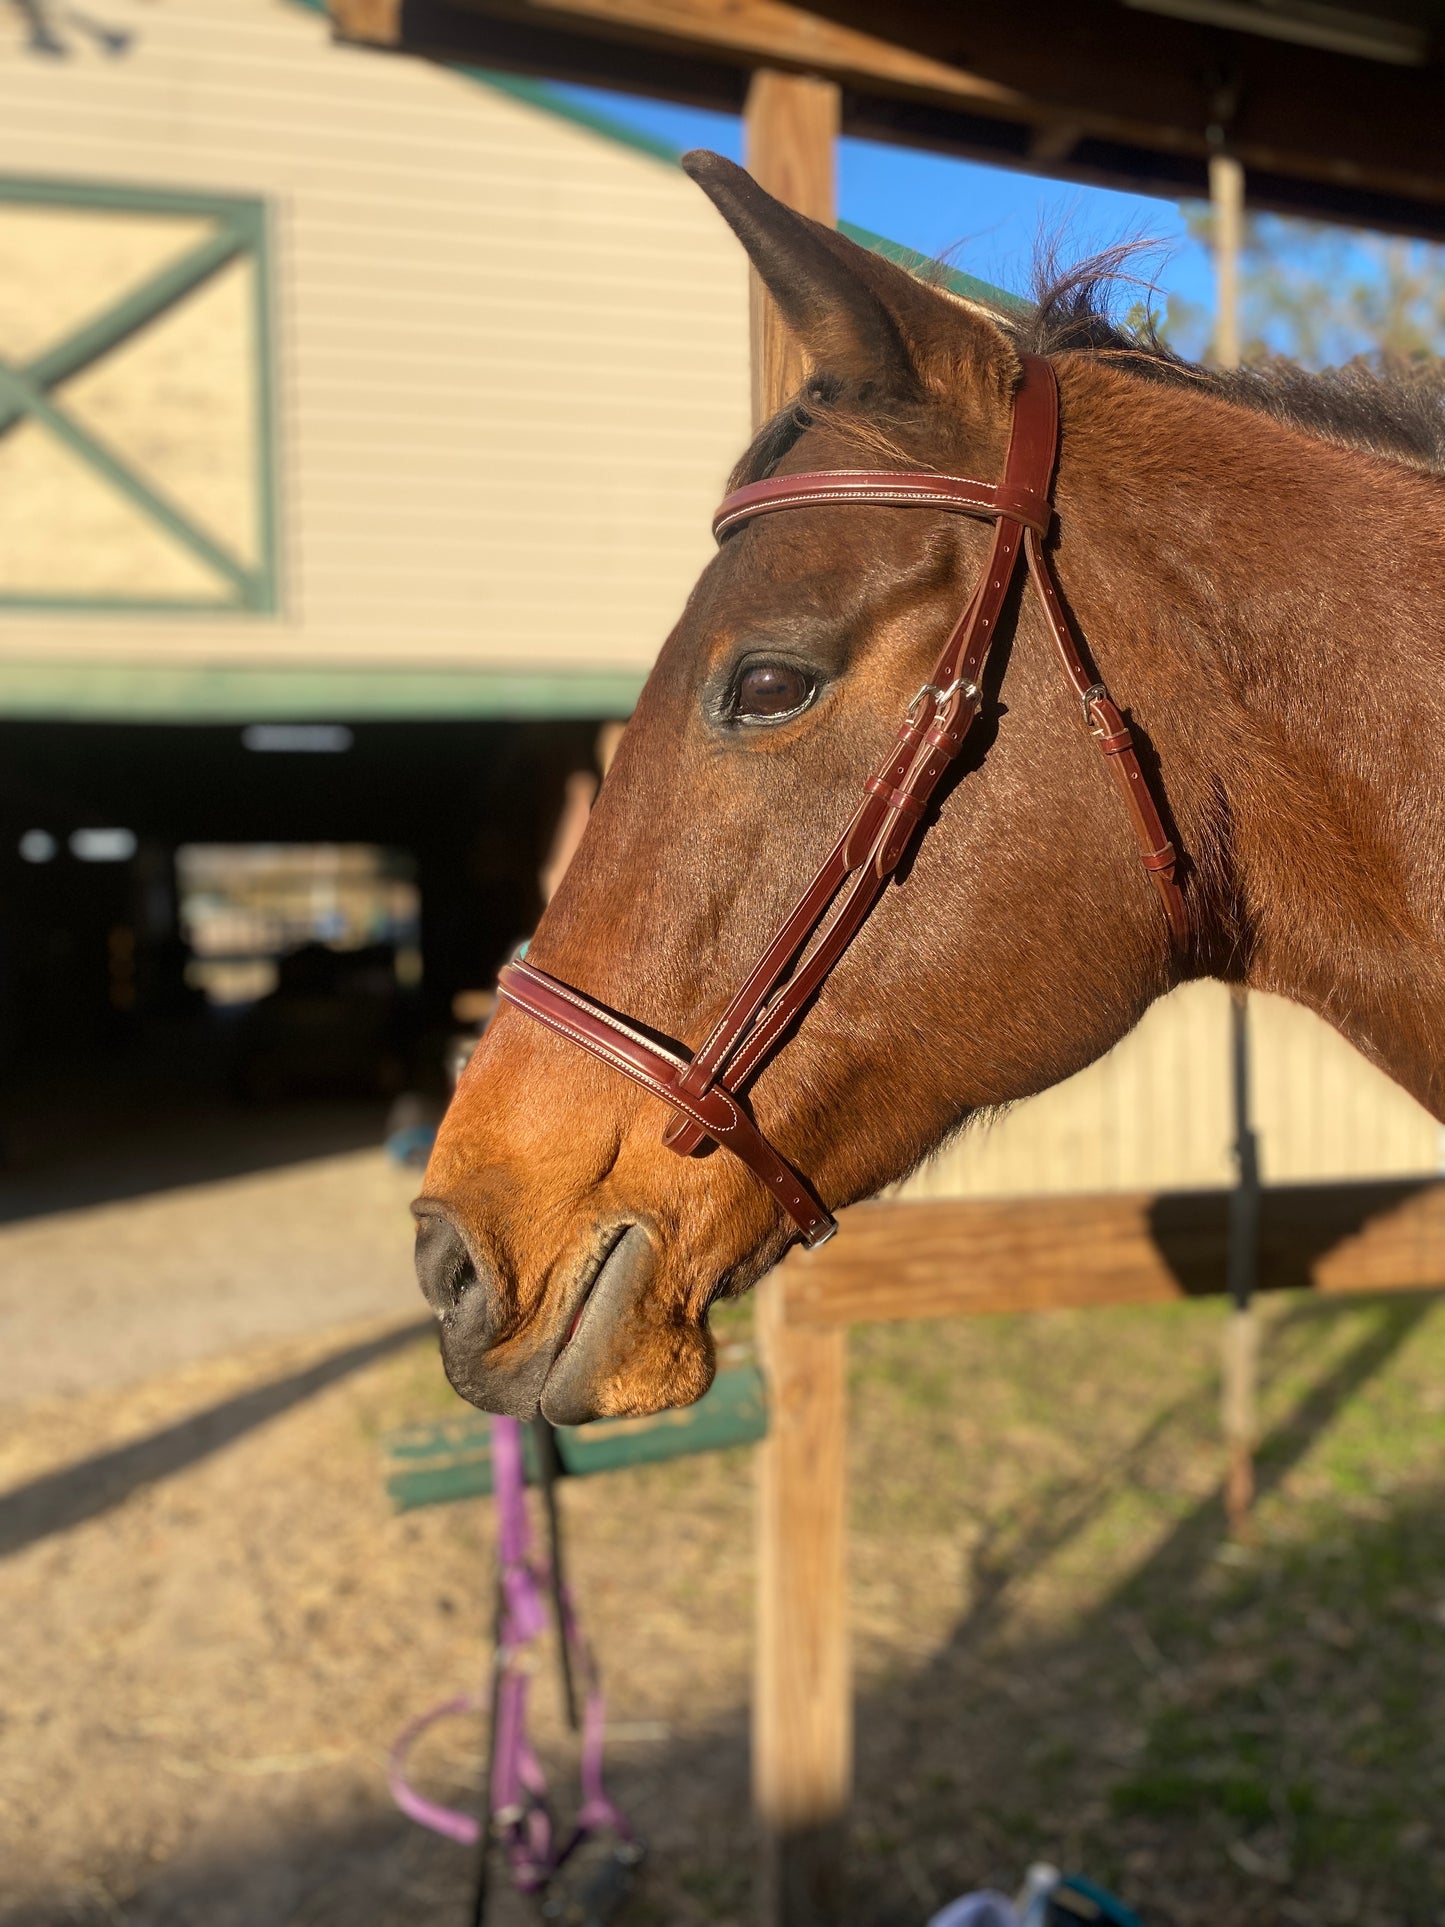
[1081, 681, 1108, 728]
[804, 1216, 839, 1249]
[907, 676, 980, 724]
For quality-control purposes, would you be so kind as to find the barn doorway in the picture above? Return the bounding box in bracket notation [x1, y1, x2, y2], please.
[0, 714, 605, 1220]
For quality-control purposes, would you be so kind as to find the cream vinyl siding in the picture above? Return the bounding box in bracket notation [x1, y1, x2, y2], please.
[898, 982, 1444, 1201]
[0, 0, 749, 670]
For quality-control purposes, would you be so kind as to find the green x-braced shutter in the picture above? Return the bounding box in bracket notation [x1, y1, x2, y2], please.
[0, 178, 277, 613]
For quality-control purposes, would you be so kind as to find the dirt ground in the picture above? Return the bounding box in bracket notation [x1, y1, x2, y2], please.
[3, 1263, 1443, 1927]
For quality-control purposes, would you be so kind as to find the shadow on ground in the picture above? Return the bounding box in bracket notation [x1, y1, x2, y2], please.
[0, 1319, 430, 1558]
[0, 1026, 390, 1224]
[5, 1296, 1441, 1927]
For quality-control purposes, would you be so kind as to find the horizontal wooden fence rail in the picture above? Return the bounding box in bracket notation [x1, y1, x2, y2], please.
[775, 1176, 1445, 1329]
[755, 1177, 1445, 1926]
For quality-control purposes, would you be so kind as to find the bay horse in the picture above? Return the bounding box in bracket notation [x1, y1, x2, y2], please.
[416, 151, 1445, 1423]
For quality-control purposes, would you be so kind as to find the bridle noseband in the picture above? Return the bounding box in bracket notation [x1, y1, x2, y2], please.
[498, 355, 1186, 1249]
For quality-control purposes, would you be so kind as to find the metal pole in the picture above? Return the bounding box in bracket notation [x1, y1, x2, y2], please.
[1223, 987, 1261, 1535]
[1209, 149, 1260, 1537]
[533, 1416, 581, 1732]
[468, 1572, 505, 1927]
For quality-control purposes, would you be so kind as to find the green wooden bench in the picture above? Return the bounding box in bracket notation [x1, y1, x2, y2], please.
[383, 1364, 767, 1510]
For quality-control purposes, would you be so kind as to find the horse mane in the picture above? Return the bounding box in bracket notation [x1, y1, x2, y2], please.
[1012, 245, 1445, 478]
[732, 243, 1445, 485]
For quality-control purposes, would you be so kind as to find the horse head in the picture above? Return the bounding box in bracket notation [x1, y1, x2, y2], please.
[414, 152, 1212, 1421]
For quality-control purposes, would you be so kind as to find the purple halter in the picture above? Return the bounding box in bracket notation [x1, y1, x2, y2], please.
[387, 1414, 634, 1894]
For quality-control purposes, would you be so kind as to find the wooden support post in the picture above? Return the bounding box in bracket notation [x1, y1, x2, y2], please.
[755, 1270, 850, 1927]
[1209, 150, 1245, 371]
[744, 70, 840, 426]
[744, 76, 846, 1923]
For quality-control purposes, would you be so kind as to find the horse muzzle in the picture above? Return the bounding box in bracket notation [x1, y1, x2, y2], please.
[412, 1204, 710, 1423]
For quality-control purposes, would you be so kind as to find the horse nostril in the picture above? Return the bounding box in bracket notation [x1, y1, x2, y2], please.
[412, 1210, 478, 1316]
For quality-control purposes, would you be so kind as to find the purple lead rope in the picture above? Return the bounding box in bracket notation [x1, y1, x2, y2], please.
[387, 1414, 634, 1901]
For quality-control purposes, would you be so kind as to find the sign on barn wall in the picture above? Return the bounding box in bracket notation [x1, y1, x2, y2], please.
[0, 181, 275, 611]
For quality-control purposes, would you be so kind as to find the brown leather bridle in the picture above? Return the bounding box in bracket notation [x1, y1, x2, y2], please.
[497, 354, 1186, 1249]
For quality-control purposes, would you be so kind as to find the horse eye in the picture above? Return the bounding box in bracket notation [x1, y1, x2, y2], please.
[733, 662, 813, 723]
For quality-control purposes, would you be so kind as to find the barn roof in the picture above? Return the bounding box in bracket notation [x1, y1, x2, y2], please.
[331, 0, 1445, 243]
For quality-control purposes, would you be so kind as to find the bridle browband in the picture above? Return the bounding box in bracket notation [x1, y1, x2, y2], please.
[498, 354, 1186, 1249]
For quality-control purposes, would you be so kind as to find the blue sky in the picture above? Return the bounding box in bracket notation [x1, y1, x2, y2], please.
[557, 84, 1218, 330]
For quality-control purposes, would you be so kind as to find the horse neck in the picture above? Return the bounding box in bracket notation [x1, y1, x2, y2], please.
[1058, 359, 1445, 1111]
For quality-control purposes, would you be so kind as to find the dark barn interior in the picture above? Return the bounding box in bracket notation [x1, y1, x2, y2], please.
[0, 717, 600, 1213]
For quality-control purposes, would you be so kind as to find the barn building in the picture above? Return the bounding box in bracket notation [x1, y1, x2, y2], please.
[0, 0, 759, 1156]
[0, 0, 1437, 1200]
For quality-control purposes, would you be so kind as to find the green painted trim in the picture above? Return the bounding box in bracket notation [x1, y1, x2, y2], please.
[0, 178, 278, 615]
[0, 659, 647, 721]
[251, 200, 282, 617]
[0, 175, 266, 220]
[0, 360, 254, 601]
[839, 219, 1029, 315]
[0, 226, 249, 438]
[0, 597, 264, 616]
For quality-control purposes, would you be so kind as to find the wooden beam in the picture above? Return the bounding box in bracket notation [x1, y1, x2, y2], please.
[329, 0, 1445, 235]
[330, 0, 401, 38]
[776, 1180, 1445, 1330]
[456, 0, 1022, 113]
[330, 0, 750, 113]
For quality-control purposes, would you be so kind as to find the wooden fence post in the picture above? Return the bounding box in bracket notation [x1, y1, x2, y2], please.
[755, 1267, 850, 1927]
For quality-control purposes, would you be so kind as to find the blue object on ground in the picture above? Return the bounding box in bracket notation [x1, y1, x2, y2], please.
[929, 1865, 1142, 1927]
[384, 1122, 436, 1168]
[927, 1895, 1018, 1927]
[1049, 1874, 1142, 1926]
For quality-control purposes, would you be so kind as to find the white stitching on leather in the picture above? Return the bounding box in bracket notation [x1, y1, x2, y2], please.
[716, 488, 999, 534]
[509, 962, 687, 1069]
[713, 475, 1049, 539]
[501, 992, 738, 1140]
[501, 970, 741, 1134]
[500, 979, 828, 1232]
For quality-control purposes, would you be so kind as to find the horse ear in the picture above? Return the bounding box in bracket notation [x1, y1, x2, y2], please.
[681, 150, 1018, 405]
